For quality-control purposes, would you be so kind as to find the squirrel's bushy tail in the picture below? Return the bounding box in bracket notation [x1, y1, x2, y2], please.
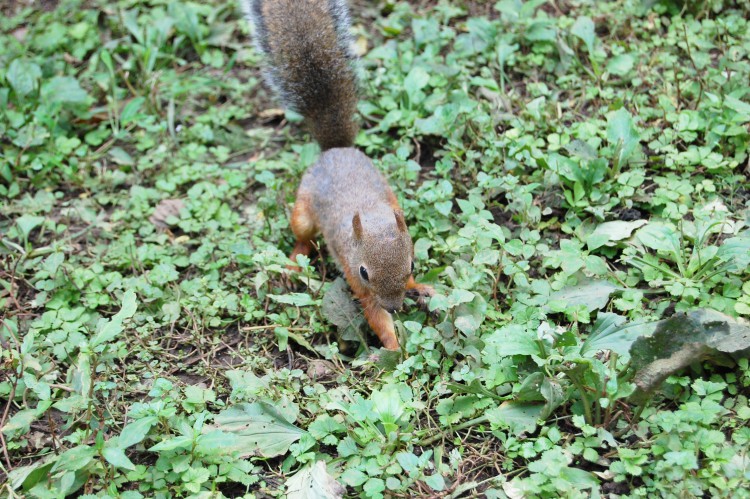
[245, 0, 359, 150]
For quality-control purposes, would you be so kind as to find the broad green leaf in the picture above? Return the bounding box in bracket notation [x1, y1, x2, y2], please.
[113, 289, 138, 322]
[1, 401, 52, 437]
[41, 76, 89, 105]
[587, 220, 647, 250]
[286, 461, 344, 499]
[59, 471, 77, 496]
[717, 235, 750, 272]
[8, 456, 56, 491]
[434, 201, 453, 217]
[120, 96, 146, 124]
[724, 96, 750, 120]
[548, 280, 621, 313]
[515, 372, 546, 403]
[404, 66, 430, 101]
[565, 139, 598, 161]
[195, 429, 245, 454]
[571, 16, 596, 54]
[607, 54, 635, 76]
[396, 452, 420, 473]
[268, 293, 317, 307]
[496, 40, 519, 67]
[211, 402, 306, 458]
[50, 445, 97, 473]
[540, 377, 566, 419]
[148, 435, 194, 452]
[416, 105, 456, 135]
[102, 444, 136, 470]
[12, 123, 49, 148]
[581, 312, 634, 356]
[364, 477, 386, 496]
[484, 325, 540, 357]
[341, 468, 368, 487]
[450, 288, 477, 306]
[42, 252, 65, 275]
[54, 394, 88, 415]
[424, 472, 446, 491]
[487, 401, 544, 436]
[369, 347, 401, 370]
[91, 317, 123, 347]
[91, 290, 138, 347]
[337, 437, 358, 458]
[525, 20, 557, 42]
[70, 351, 91, 398]
[560, 467, 599, 489]
[635, 222, 681, 254]
[607, 108, 640, 167]
[109, 147, 135, 166]
[24, 374, 50, 402]
[119, 416, 158, 449]
[308, 414, 346, 440]
[6, 59, 41, 97]
[454, 294, 487, 335]
[371, 383, 410, 431]
[321, 277, 364, 342]
[15, 214, 45, 240]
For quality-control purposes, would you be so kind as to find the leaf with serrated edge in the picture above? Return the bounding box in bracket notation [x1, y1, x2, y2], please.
[321, 277, 364, 342]
[50, 445, 97, 473]
[119, 416, 157, 449]
[486, 401, 544, 436]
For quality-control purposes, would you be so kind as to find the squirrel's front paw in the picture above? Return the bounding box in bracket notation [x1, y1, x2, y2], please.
[406, 283, 435, 316]
[406, 283, 435, 299]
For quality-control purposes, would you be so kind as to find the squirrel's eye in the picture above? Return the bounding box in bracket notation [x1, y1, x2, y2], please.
[359, 266, 369, 282]
[410, 261, 415, 274]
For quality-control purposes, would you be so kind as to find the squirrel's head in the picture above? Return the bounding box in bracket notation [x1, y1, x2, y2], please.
[351, 209, 413, 313]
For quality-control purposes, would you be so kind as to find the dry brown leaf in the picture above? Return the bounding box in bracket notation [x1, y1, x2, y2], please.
[149, 199, 185, 229]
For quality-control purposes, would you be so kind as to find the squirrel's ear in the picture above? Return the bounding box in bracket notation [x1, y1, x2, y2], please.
[352, 212, 363, 240]
[394, 209, 407, 233]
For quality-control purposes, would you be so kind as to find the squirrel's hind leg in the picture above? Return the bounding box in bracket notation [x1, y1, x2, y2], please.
[288, 193, 317, 271]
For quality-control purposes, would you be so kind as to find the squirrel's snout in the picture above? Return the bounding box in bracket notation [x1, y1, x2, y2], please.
[381, 299, 404, 314]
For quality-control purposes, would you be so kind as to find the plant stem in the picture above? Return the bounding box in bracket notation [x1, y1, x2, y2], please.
[417, 414, 490, 447]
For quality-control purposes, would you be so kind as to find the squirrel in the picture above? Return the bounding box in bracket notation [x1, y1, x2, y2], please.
[244, 0, 434, 350]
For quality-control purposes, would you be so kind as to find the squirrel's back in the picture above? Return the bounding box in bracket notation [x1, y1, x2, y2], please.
[244, 0, 359, 150]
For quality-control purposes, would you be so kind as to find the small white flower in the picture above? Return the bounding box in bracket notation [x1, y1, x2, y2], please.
[537, 322, 559, 342]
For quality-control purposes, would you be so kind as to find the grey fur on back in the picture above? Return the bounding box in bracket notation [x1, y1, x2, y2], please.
[242, 0, 360, 149]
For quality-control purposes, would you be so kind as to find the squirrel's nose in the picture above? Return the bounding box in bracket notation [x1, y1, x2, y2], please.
[381, 297, 404, 314]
